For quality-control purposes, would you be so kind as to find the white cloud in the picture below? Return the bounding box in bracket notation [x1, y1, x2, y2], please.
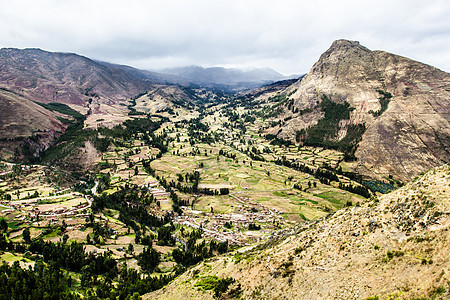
[0, 0, 449, 74]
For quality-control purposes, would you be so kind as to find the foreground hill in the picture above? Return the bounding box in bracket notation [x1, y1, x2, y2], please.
[147, 164, 450, 299]
[253, 40, 450, 181]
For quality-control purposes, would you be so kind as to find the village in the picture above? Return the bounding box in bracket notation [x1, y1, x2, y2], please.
[0, 188, 92, 228]
[135, 178, 287, 245]
[172, 193, 286, 245]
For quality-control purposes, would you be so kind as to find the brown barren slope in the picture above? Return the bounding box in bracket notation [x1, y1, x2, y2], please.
[0, 88, 64, 139]
[148, 164, 450, 299]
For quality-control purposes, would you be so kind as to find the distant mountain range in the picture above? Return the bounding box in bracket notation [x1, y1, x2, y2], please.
[0, 47, 287, 148]
[97, 62, 298, 91]
[156, 66, 297, 91]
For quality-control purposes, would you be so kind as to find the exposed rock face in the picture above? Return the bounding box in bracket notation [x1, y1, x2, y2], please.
[286, 40, 450, 181]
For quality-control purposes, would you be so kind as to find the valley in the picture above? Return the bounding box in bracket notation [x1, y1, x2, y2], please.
[0, 40, 449, 299]
[0, 90, 372, 298]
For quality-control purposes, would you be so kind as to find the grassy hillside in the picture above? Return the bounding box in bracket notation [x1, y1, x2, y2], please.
[147, 164, 450, 300]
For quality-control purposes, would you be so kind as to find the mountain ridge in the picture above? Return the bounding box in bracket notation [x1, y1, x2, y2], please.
[1, 42, 449, 182]
[0, 47, 154, 106]
[273, 39, 450, 181]
[157, 65, 294, 91]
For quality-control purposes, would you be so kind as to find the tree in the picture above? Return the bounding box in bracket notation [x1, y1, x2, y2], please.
[12, 163, 21, 177]
[219, 188, 229, 195]
[22, 227, 31, 243]
[157, 225, 174, 246]
[62, 234, 69, 244]
[127, 243, 134, 255]
[61, 220, 67, 234]
[126, 292, 142, 300]
[138, 247, 160, 272]
[0, 219, 7, 232]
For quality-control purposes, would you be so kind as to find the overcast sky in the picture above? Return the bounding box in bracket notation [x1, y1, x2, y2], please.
[1, 0, 449, 75]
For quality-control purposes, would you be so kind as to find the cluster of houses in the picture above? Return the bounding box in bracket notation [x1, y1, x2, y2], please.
[1, 193, 91, 224]
[139, 177, 288, 245]
[232, 195, 285, 223]
[174, 214, 248, 246]
[172, 194, 287, 245]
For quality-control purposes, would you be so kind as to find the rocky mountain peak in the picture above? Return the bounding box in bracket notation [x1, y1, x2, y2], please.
[328, 39, 369, 51]
[281, 40, 450, 181]
[309, 39, 373, 77]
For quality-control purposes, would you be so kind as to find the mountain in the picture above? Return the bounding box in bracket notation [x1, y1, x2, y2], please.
[0, 48, 154, 106]
[0, 88, 65, 139]
[265, 40, 450, 181]
[0, 48, 154, 159]
[95, 60, 192, 86]
[146, 163, 450, 300]
[0, 48, 210, 161]
[158, 66, 291, 91]
[1, 42, 449, 181]
[0, 88, 66, 161]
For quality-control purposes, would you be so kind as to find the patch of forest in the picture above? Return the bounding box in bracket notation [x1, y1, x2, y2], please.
[302, 95, 366, 160]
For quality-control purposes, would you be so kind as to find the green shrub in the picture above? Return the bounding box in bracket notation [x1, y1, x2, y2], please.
[194, 276, 239, 298]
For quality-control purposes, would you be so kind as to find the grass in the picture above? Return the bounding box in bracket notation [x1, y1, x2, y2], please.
[195, 195, 234, 213]
[0, 252, 31, 263]
[194, 275, 220, 291]
[42, 229, 58, 239]
[33, 102, 84, 119]
[303, 199, 319, 204]
[6, 221, 21, 230]
[316, 190, 351, 208]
